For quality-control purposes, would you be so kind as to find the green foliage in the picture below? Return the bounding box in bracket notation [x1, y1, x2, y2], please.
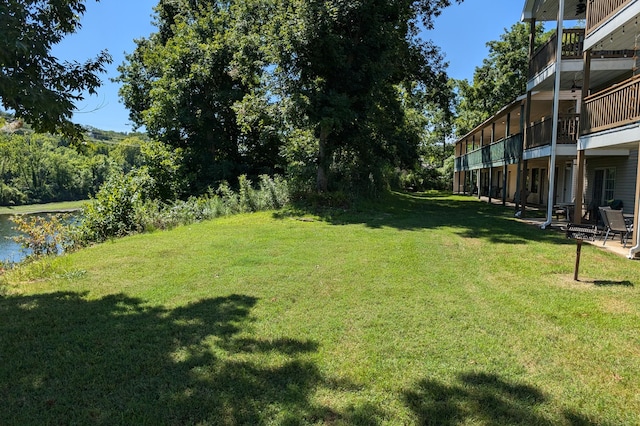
[76, 171, 154, 243]
[117, 0, 461, 196]
[76, 173, 290, 245]
[0, 0, 111, 142]
[454, 22, 551, 135]
[116, 0, 283, 192]
[138, 140, 186, 201]
[272, 0, 459, 192]
[0, 132, 124, 205]
[397, 165, 451, 192]
[9, 213, 73, 260]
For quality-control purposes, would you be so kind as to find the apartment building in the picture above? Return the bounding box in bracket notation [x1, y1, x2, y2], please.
[453, 0, 640, 257]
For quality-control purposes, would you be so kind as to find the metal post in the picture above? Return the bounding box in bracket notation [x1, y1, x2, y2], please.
[542, 0, 565, 229]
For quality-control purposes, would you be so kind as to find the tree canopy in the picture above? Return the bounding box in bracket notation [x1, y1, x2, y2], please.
[454, 22, 550, 136]
[118, 0, 462, 194]
[0, 0, 112, 142]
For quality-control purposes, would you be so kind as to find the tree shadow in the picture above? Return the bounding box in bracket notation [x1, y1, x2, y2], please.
[403, 372, 605, 426]
[0, 291, 380, 424]
[278, 192, 572, 246]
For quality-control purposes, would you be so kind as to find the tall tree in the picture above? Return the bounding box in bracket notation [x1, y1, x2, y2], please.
[118, 0, 461, 194]
[454, 22, 549, 136]
[271, 0, 461, 192]
[117, 0, 282, 193]
[0, 0, 111, 141]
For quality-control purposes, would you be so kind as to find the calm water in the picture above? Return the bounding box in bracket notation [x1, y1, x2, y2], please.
[0, 213, 79, 264]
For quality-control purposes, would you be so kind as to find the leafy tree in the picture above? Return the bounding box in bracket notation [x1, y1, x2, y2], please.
[118, 0, 461, 195]
[271, 0, 461, 192]
[0, 0, 112, 141]
[116, 0, 282, 193]
[454, 22, 550, 136]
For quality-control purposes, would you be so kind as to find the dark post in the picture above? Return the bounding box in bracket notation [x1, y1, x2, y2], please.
[574, 240, 582, 281]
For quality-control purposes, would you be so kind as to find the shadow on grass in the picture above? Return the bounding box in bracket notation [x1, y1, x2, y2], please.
[0, 292, 381, 424]
[403, 372, 602, 425]
[591, 279, 635, 287]
[278, 192, 572, 246]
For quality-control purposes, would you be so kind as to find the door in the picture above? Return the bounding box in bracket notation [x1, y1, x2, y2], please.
[563, 161, 573, 203]
[592, 169, 605, 206]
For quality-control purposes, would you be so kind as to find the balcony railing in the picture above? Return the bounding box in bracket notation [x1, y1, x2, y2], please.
[529, 29, 584, 79]
[526, 114, 580, 149]
[586, 0, 632, 35]
[582, 74, 640, 134]
[454, 134, 522, 172]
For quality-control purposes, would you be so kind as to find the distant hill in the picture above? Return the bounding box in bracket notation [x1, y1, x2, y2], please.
[0, 111, 148, 145]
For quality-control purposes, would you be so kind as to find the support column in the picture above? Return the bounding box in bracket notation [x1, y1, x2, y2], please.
[575, 149, 585, 224]
[630, 142, 640, 253]
[542, 0, 565, 229]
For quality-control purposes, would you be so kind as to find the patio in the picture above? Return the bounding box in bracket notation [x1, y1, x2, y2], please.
[475, 195, 637, 259]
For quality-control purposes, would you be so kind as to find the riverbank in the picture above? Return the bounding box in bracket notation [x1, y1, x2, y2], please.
[0, 200, 86, 215]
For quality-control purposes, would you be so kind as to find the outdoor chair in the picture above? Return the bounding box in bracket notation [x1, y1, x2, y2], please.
[599, 207, 632, 248]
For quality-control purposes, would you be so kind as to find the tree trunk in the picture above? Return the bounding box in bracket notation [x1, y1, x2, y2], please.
[316, 124, 330, 192]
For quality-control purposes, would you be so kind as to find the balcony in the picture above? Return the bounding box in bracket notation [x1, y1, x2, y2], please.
[586, 0, 632, 35]
[526, 114, 580, 149]
[455, 134, 522, 172]
[582, 74, 640, 134]
[529, 29, 584, 79]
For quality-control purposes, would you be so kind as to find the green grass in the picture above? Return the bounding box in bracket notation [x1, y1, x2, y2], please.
[0, 200, 85, 215]
[1, 192, 640, 425]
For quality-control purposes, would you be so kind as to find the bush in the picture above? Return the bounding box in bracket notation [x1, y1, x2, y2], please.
[9, 213, 74, 260]
[75, 174, 290, 245]
[0, 183, 27, 205]
[76, 170, 154, 244]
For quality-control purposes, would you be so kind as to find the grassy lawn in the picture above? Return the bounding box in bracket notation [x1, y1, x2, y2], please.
[1, 192, 639, 425]
[0, 200, 85, 215]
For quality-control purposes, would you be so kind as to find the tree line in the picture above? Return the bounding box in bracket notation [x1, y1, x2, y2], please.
[3, 0, 464, 201]
[0, 115, 148, 205]
[3, 1, 548, 204]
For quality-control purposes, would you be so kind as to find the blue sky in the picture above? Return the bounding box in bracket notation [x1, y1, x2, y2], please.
[52, 0, 526, 133]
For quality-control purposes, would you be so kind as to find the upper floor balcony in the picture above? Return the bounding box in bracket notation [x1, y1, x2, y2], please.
[582, 73, 640, 134]
[526, 114, 580, 149]
[529, 29, 584, 80]
[586, 0, 633, 35]
[454, 134, 523, 172]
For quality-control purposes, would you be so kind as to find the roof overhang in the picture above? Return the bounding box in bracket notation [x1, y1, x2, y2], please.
[522, 0, 586, 23]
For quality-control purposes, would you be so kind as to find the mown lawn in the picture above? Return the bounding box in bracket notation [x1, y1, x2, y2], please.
[1, 192, 639, 425]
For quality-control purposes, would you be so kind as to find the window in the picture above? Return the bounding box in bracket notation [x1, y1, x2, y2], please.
[593, 167, 616, 206]
[603, 168, 616, 202]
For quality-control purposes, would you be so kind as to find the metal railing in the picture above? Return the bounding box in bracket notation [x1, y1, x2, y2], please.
[582, 74, 640, 134]
[454, 134, 523, 172]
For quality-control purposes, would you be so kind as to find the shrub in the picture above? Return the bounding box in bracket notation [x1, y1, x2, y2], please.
[74, 174, 290, 245]
[9, 213, 74, 260]
[76, 170, 154, 244]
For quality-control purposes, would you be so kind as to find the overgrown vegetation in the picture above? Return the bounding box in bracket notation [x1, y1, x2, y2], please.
[8, 173, 290, 258]
[77, 172, 289, 244]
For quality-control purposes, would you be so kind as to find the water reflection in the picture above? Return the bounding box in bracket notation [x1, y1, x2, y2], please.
[0, 213, 79, 264]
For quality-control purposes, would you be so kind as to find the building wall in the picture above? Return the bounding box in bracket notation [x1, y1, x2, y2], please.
[584, 150, 638, 211]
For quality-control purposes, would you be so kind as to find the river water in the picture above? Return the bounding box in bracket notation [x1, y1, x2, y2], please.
[0, 213, 79, 264]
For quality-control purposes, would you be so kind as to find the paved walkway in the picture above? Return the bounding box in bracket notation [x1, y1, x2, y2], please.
[472, 195, 637, 259]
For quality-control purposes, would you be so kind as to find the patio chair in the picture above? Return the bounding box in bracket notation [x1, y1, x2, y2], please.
[599, 207, 632, 248]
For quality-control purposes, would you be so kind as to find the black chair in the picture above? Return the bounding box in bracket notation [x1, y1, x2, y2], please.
[599, 207, 632, 247]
